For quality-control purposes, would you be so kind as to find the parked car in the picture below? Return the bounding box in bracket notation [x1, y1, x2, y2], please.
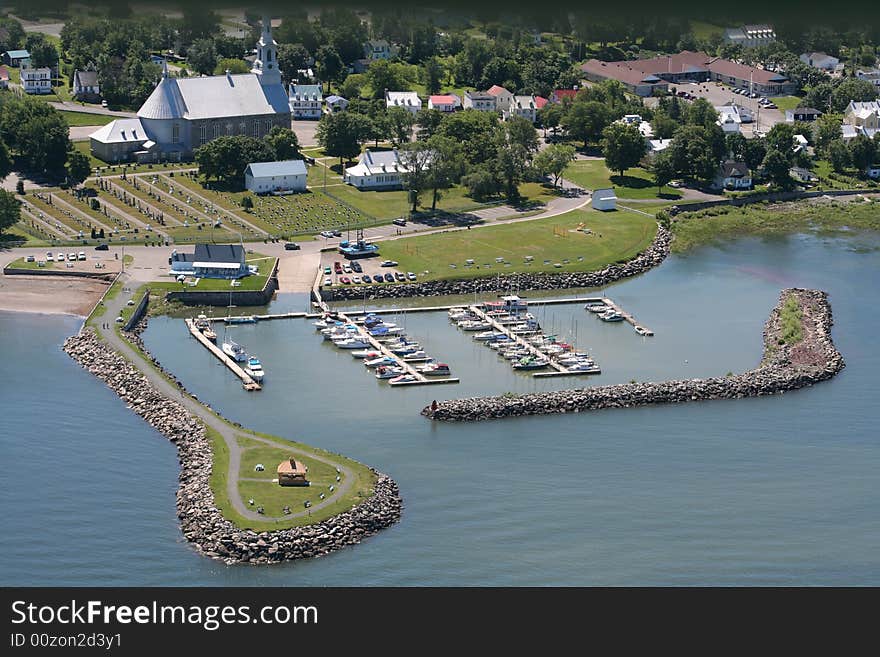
[343, 264, 352, 273]
[380, 260, 398, 267]
[320, 231, 335, 238]
[395, 272, 406, 281]
[26, 254, 35, 262]
[323, 277, 332, 286]
[323, 266, 332, 275]
[333, 261, 343, 274]
[331, 229, 342, 237]
[392, 218, 407, 226]
[57, 253, 65, 261]
[94, 244, 109, 251]
[67, 253, 77, 261]
[46, 252, 54, 261]
[340, 276, 351, 284]
[362, 274, 372, 283]
[283, 242, 300, 250]
[407, 272, 417, 281]
[78, 252, 86, 261]
[384, 273, 395, 283]
[351, 261, 362, 273]
[668, 180, 683, 188]
[352, 276, 361, 284]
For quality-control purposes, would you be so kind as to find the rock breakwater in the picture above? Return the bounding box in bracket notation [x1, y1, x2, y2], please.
[324, 225, 671, 301]
[423, 288, 844, 422]
[63, 329, 402, 564]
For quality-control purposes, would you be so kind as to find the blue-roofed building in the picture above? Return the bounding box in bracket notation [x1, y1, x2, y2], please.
[244, 159, 307, 194]
[3, 49, 30, 67]
[169, 244, 248, 279]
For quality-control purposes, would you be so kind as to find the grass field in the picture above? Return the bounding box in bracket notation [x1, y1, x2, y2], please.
[379, 206, 658, 281]
[146, 254, 276, 292]
[564, 160, 683, 200]
[6, 256, 55, 270]
[769, 96, 802, 111]
[671, 198, 880, 252]
[690, 20, 724, 40]
[60, 110, 115, 127]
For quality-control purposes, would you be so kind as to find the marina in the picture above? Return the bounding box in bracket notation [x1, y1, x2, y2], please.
[185, 318, 262, 390]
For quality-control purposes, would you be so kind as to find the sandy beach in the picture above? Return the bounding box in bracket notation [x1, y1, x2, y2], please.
[0, 275, 111, 317]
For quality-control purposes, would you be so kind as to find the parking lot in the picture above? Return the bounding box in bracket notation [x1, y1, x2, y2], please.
[319, 250, 418, 287]
[668, 80, 787, 137]
[24, 248, 122, 273]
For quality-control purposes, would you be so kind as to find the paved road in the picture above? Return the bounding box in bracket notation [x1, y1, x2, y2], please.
[49, 101, 137, 118]
[92, 279, 356, 522]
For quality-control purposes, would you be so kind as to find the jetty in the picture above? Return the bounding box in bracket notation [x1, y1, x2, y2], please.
[588, 297, 654, 336]
[185, 318, 261, 391]
[467, 305, 600, 378]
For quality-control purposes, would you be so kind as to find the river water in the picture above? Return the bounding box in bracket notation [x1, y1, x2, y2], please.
[3, 232, 879, 585]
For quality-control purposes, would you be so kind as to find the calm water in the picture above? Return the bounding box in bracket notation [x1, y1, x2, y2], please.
[3, 232, 879, 585]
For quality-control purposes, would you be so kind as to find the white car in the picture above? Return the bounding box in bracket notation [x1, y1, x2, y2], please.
[78, 251, 86, 261]
[67, 253, 77, 261]
[323, 277, 333, 286]
[380, 260, 398, 267]
[343, 265, 352, 273]
[26, 254, 35, 262]
[57, 252, 65, 261]
[320, 231, 335, 238]
[407, 272, 417, 281]
[668, 180, 683, 188]
[46, 252, 54, 262]
[352, 275, 361, 284]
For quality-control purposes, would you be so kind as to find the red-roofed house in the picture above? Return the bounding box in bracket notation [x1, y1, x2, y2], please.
[535, 96, 548, 109]
[550, 89, 577, 103]
[428, 94, 460, 112]
[486, 85, 513, 112]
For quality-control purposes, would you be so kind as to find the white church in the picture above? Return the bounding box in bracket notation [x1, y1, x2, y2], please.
[90, 17, 291, 163]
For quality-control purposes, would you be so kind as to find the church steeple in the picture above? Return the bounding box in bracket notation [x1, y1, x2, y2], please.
[251, 15, 281, 87]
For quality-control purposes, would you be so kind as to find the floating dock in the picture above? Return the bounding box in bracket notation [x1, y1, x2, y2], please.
[467, 305, 601, 378]
[589, 297, 654, 336]
[185, 318, 261, 391]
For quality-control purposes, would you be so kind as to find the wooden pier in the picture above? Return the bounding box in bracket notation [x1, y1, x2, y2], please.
[185, 318, 261, 391]
[467, 305, 600, 378]
[335, 311, 460, 387]
[592, 297, 654, 336]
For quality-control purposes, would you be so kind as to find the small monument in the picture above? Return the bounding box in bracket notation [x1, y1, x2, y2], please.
[277, 457, 309, 487]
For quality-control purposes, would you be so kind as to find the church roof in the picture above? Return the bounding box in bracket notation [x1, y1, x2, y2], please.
[89, 118, 149, 144]
[138, 71, 289, 121]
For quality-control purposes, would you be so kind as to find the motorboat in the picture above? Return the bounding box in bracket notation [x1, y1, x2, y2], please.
[510, 323, 541, 335]
[245, 357, 265, 381]
[364, 356, 398, 368]
[512, 357, 550, 370]
[634, 325, 654, 336]
[202, 326, 217, 342]
[390, 343, 421, 355]
[369, 325, 405, 337]
[473, 330, 507, 341]
[565, 361, 599, 372]
[225, 315, 257, 324]
[599, 310, 625, 322]
[487, 337, 513, 349]
[418, 362, 451, 376]
[333, 337, 370, 349]
[351, 350, 382, 359]
[502, 350, 531, 360]
[447, 307, 468, 319]
[375, 366, 407, 380]
[221, 340, 247, 362]
[585, 303, 609, 313]
[402, 350, 431, 362]
[388, 374, 419, 386]
[458, 320, 491, 331]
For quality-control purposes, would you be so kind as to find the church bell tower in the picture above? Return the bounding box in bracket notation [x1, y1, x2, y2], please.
[252, 16, 281, 87]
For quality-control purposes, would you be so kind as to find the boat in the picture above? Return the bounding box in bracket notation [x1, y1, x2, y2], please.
[418, 362, 451, 376]
[333, 338, 370, 349]
[364, 356, 398, 368]
[388, 374, 419, 386]
[402, 350, 431, 362]
[565, 361, 600, 372]
[585, 303, 609, 313]
[389, 343, 421, 354]
[634, 325, 654, 336]
[599, 310, 625, 322]
[512, 357, 550, 370]
[375, 366, 407, 379]
[225, 315, 257, 324]
[369, 325, 405, 337]
[447, 307, 467, 318]
[202, 326, 217, 342]
[458, 320, 491, 331]
[245, 356, 265, 381]
[473, 330, 506, 341]
[351, 350, 382, 359]
[221, 340, 248, 362]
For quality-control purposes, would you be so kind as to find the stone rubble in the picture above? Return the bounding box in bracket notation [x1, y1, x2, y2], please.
[422, 288, 844, 422]
[63, 328, 402, 565]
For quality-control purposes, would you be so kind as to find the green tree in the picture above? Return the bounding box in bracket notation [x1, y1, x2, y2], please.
[669, 125, 719, 184]
[240, 195, 253, 209]
[398, 141, 434, 212]
[425, 135, 465, 210]
[385, 106, 415, 147]
[316, 111, 372, 167]
[25, 33, 59, 70]
[421, 56, 443, 95]
[0, 95, 69, 174]
[742, 138, 768, 172]
[462, 164, 501, 201]
[830, 78, 878, 113]
[415, 108, 443, 140]
[765, 123, 797, 156]
[435, 110, 500, 166]
[495, 116, 539, 200]
[561, 100, 611, 148]
[652, 150, 676, 195]
[828, 139, 850, 172]
[65, 149, 91, 187]
[316, 45, 344, 93]
[194, 135, 275, 185]
[533, 143, 576, 188]
[0, 189, 20, 236]
[186, 38, 218, 76]
[601, 123, 645, 178]
[848, 134, 878, 174]
[277, 43, 309, 82]
[0, 138, 12, 181]
[813, 113, 843, 155]
[651, 111, 678, 140]
[339, 74, 365, 100]
[366, 59, 413, 100]
[537, 102, 564, 136]
[213, 58, 250, 75]
[762, 148, 794, 188]
[265, 126, 300, 161]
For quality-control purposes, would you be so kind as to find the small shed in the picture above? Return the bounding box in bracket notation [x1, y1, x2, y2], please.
[592, 187, 617, 211]
[277, 457, 309, 487]
[244, 159, 307, 194]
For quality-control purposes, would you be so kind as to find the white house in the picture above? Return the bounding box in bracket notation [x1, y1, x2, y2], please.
[244, 159, 308, 194]
[718, 114, 741, 134]
[385, 90, 422, 115]
[344, 148, 423, 189]
[72, 69, 100, 101]
[716, 160, 752, 190]
[723, 24, 776, 48]
[592, 188, 617, 211]
[288, 83, 322, 119]
[21, 66, 51, 94]
[855, 68, 880, 89]
[842, 100, 880, 140]
[169, 244, 248, 279]
[428, 94, 459, 112]
[463, 91, 496, 112]
[324, 95, 349, 114]
[793, 134, 809, 154]
[486, 85, 513, 112]
[364, 40, 393, 60]
[646, 138, 672, 159]
[799, 52, 840, 71]
[508, 95, 537, 122]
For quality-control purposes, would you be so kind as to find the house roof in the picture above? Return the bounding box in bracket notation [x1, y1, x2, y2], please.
[705, 58, 788, 85]
[74, 69, 99, 86]
[245, 159, 307, 178]
[465, 90, 494, 100]
[790, 107, 822, 116]
[512, 95, 536, 110]
[346, 148, 430, 177]
[193, 243, 244, 264]
[89, 118, 149, 144]
[647, 138, 672, 152]
[325, 95, 347, 104]
[581, 59, 664, 87]
[138, 66, 289, 121]
[486, 85, 510, 97]
[552, 89, 577, 101]
[288, 83, 322, 101]
[385, 91, 421, 107]
[5, 49, 30, 59]
[847, 100, 880, 119]
[429, 94, 457, 105]
[535, 96, 548, 109]
[720, 160, 750, 178]
[626, 51, 709, 76]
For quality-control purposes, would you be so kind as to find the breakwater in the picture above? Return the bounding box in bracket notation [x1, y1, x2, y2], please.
[423, 288, 844, 422]
[321, 225, 672, 302]
[63, 329, 402, 564]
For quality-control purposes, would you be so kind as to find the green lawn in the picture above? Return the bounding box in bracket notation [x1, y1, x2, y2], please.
[769, 96, 802, 111]
[379, 206, 658, 281]
[61, 110, 115, 127]
[690, 20, 724, 40]
[564, 160, 683, 200]
[147, 254, 276, 292]
[671, 198, 880, 252]
[6, 256, 55, 270]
